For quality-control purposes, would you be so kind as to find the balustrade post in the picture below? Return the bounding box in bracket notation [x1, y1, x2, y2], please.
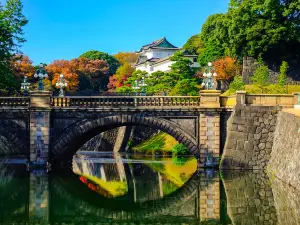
[236, 90, 247, 106]
[294, 92, 300, 110]
[200, 90, 221, 108]
[29, 91, 52, 168]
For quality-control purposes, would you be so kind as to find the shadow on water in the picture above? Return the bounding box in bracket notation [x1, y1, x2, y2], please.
[1, 154, 300, 224]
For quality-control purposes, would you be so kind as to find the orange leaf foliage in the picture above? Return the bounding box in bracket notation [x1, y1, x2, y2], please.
[213, 57, 241, 81]
[114, 52, 138, 65]
[46, 58, 109, 91]
[11, 55, 35, 79]
[46, 60, 79, 90]
[70, 57, 109, 78]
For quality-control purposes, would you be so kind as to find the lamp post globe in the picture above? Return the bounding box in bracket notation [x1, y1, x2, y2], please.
[202, 62, 217, 90]
[56, 74, 68, 97]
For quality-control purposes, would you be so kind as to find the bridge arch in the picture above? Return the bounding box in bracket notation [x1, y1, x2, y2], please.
[0, 120, 28, 156]
[52, 115, 199, 160]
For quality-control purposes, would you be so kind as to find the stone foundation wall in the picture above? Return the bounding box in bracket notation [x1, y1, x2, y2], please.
[268, 111, 300, 190]
[221, 106, 280, 170]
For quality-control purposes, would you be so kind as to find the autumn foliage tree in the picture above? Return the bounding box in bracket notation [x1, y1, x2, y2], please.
[10, 55, 35, 79]
[107, 63, 135, 91]
[46, 60, 79, 90]
[213, 57, 241, 88]
[70, 57, 109, 91]
[46, 58, 109, 92]
[114, 52, 138, 65]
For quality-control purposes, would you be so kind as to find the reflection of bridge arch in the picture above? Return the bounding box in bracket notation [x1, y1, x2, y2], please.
[51, 115, 199, 160]
[0, 120, 28, 156]
[50, 170, 200, 220]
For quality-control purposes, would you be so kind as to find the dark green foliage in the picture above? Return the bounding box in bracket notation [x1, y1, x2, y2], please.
[80, 50, 120, 75]
[182, 34, 203, 55]
[172, 143, 189, 156]
[190, 0, 300, 66]
[198, 14, 228, 66]
[227, 0, 300, 60]
[0, 0, 28, 92]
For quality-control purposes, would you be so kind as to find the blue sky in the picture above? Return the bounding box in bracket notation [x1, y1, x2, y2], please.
[18, 0, 229, 64]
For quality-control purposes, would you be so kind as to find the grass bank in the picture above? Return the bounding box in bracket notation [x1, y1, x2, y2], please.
[132, 132, 178, 154]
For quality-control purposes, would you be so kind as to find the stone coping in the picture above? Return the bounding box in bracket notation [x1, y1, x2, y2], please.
[282, 108, 300, 118]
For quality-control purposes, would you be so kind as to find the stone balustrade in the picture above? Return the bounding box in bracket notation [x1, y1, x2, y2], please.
[0, 97, 30, 107]
[52, 96, 202, 108]
[0, 92, 298, 110]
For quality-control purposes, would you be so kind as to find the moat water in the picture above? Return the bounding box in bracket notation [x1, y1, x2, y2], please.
[0, 152, 299, 224]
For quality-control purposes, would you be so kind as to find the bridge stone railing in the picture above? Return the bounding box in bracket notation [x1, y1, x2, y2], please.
[51, 96, 201, 108]
[236, 91, 297, 106]
[0, 97, 30, 107]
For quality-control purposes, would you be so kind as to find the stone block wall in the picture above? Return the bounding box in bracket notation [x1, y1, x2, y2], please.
[268, 111, 300, 190]
[221, 106, 280, 170]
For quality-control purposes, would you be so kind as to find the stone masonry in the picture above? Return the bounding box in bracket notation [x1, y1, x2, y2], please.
[199, 113, 220, 166]
[268, 111, 300, 190]
[29, 91, 51, 163]
[221, 106, 281, 170]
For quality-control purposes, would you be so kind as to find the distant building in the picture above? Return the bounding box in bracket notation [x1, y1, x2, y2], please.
[135, 37, 200, 74]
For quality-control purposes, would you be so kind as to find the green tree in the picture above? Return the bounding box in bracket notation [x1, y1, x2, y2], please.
[227, 0, 300, 59]
[251, 59, 270, 93]
[183, 34, 203, 55]
[145, 71, 172, 94]
[198, 14, 229, 66]
[0, 0, 28, 92]
[80, 50, 120, 75]
[279, 61, 289, 86]
[168, 52, 199, 95]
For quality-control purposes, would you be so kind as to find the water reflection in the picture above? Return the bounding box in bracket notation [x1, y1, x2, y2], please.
[72, 152, 198, 202]
[1, 156, 300, 224]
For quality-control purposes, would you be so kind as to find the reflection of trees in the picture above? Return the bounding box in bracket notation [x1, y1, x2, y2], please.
[50, 169, 200, 221]
[0, 164, 28, 221]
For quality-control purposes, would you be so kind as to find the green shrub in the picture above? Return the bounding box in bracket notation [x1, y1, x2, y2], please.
[172, 143, 189, 156]
[172, 157, 188, 166]
[279, 61, 289, 87]
[251, 59, 270, 93]
[228, 75, 245, 94]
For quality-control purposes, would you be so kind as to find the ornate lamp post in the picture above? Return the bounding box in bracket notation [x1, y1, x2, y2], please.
[55, 74, 68, 97]
[132, 76, 147, 96]
[202, 62, 217, 90]
[140, 76, 147, 96]
[34, 63, 48, 91]
[21, 75, 30, 95]
[132, 80, 140, 95]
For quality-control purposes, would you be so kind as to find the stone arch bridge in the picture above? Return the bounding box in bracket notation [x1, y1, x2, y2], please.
[0, 91, 235, 165]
